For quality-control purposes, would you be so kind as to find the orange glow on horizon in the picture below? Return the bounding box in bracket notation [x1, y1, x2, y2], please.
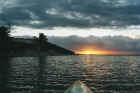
[75, 48, 132, 55]
[76, 50, 103, 55]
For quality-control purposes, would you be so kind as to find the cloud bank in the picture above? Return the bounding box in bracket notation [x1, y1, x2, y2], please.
[48, 36, 140, 54]
[0, 0, 140, 28]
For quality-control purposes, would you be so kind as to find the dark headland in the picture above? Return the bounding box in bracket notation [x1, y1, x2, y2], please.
[0, 26, 75, 56]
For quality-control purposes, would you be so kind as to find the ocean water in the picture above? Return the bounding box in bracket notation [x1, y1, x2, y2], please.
[0, 55, 140, 93]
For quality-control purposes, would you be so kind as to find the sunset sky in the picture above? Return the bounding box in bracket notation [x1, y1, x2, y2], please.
[0, 0, 140, 54]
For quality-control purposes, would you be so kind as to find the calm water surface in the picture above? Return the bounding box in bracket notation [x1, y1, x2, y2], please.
[0, 55, 140, 93]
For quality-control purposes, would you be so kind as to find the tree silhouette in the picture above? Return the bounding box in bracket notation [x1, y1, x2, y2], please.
[0, 26, 10, 40]
[37, 33, 48, 52]
[0, 26, 11, 56]
[38, 33, 48, 43]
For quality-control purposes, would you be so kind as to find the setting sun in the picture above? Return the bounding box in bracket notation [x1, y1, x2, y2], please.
[75, 49, 105, 55]
[75, 48, 133, 55]
[81, 50, 95, 55]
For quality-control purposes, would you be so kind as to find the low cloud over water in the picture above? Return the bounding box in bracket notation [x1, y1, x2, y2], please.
[49, 35, 140, 55]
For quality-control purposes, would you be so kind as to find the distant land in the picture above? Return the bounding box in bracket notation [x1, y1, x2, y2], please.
[9, 37, 75, 56]
[0, 26, 75, 56]
[76, 54, 140, 56]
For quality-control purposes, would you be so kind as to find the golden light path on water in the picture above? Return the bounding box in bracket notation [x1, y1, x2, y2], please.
[82, 55, 110, 77]
[79, 55, 111, 91]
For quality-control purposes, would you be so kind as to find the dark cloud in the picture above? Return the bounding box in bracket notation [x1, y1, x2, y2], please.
[0, 0, 140, 28]
[48, 36, 140, 54]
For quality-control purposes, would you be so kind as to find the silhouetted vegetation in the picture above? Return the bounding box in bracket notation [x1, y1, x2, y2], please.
[0, 26, 12, 56]
[0, 26, 10, 39]
[38, 33, 48, 52]
[0, 26, 11, 92]
[0, 26, 74, 56]
[38, 33, 48, 43]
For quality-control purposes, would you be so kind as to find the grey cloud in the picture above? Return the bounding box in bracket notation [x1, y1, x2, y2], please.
[0, 0, 140, 28]
[48, 36, 140, 54]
